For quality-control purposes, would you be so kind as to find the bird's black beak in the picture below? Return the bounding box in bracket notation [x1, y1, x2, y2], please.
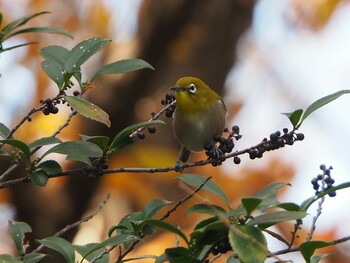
[170, 86, 185, 92]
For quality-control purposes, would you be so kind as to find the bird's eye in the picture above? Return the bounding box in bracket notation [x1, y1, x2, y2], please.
[188, 83, 197, 94]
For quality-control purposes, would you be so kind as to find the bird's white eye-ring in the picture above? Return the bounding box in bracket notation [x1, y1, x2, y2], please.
[188, 83, 197, 94]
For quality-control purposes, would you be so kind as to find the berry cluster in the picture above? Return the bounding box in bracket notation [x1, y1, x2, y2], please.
[136, 125, 157, 140]
[204, 125, 242, 166]
[311, 165, 336, 197]
[161, 92, 176, 118]
[40, 98, 59, 115]
[248, 128, 304, 160]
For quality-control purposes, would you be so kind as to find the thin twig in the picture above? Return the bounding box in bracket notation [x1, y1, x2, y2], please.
[31, 193, 111, 254]
[112, 176, 213, 263]
[129, 100, 176, 138]
[0, 109, 77, 181]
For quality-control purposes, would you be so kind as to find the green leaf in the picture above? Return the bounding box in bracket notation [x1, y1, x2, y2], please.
[300, 182, 350, 211]
[8, 220, 32, 255]
[251, 182, 289, 210]
[37, 237, 75, 263]
[22, 253, 46, 263]
[29, 170, 49, 187]
[40, 45, 70, 67]
[41, 60, 65, 88]
[229, 225, 267, 263]
[299, 241, 331, 263]
[38, 160, 62, 175]
[29, 137, 62, 149]
[143, 219, 189, 244]
[143, 199, 172, 219]
[91, 59, 154, 81]
[0, 139, 30, 156]
[156, 247, 194, 263]
[281, 109, 303, 128]
[0, 254, 21, 263]
[108, 120, 165, 153]
[5, 27, 72, 40]
[74, 243, 109, 263]
[64, 38, 110, 72]
[0, 122, 11, 138]
[241, 197, 262, 216]
[64, 96, 111, 127]
[247, 211, 307, 227]
[80, 135, 110, 150]
[277, 202, 300, 211]
[42, 141, 103, 166]
[2, 11, 50, 35]
[186, 203, 227, 216]
[299, 90, 350, 127]
[177, 174, 230, 206]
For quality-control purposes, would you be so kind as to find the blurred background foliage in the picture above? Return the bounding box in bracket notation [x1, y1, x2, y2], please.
[0, 0, 349, 262]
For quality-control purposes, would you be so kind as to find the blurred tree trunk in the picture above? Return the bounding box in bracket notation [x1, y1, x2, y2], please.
[8, 1, 254, 262]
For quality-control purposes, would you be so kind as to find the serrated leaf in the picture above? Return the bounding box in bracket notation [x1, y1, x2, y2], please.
[247, 211, 307, 227]
[91, 59, 154, 81]
[241, 197, 263, 216]
[29, 170, 49, 187]
[64, 38, 110, 72]
[0, 122, 11, 138]
[42, 141, 103, 166]
[0, 139, 30, 156]
[41, 60, 65, 88]
[143, 199, 172, 219]
[37, 237, 75, 263]
[74, 243, 109, 263]
[22, 253, 46, 263]
[299, 90, 350, 127]
[300, 241, 331, 263]
[108, 120, 165, 153]
[177, 174, 230, 206]
[186, 203, 227, 216]
[64, 96, 111, 127]
[40, 45, 70, 66]
[79, 135, 110, 150]
[229, 225, 267, 263]
[0, 254, 21, 263]
[8, 220, 32, 255]
[5, 27, 72, 40]
[143, 219, 189, 245]
[281, 109, 303, 128]
[29, 137, 62, 149]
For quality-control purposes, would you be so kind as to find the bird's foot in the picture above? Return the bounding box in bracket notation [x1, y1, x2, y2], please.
[175, 160, 184, 172]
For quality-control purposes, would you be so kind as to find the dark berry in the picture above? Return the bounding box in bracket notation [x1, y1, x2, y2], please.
[328, 191, 336, 197]
[213, 135, 221, 142]
[232, 125, 240, 133]
[137, 131, 145, 139]
[270, 133, 279, 141]
[283, 128, 288, 133]
[317, 174, 323, 180]
[73, 90, 80, 96]
[147, 126, 156, 134]
[320, 164, 326, 170]
[165, 109, 173, 118]
[233, 156, 241, 164]
[99, 162, 109, 169]
[50, 106, 59, 114]
[28, 117, 32, 122]
[296, 133, 305, 141]
[204, 143, 213, 150]
[43, 108, 50, 115]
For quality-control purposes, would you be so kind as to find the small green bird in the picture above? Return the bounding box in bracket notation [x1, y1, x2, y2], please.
[170, 76, 227, 171]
